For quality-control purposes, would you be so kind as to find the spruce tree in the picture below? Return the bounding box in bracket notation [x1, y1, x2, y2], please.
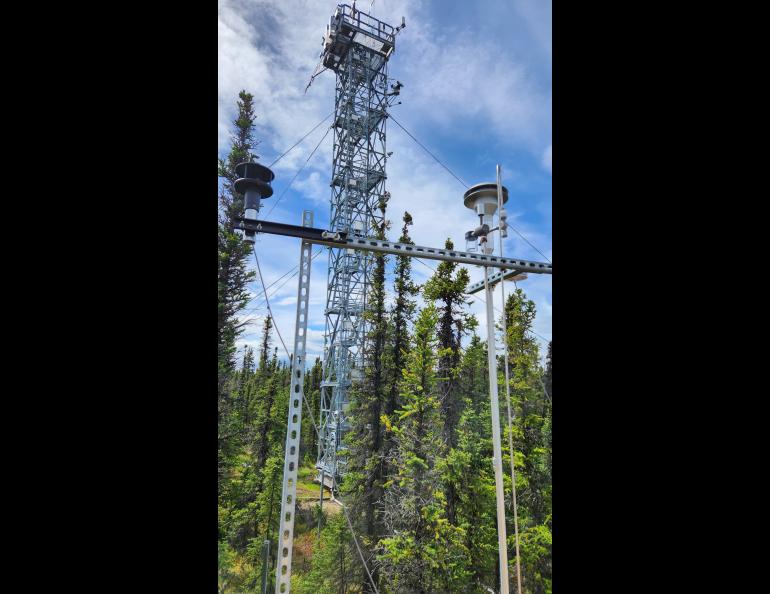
[340, 194, 391, 591]
[423, 238, 472, 526]
[253, 324, 282, 480]
[543, 341, 552, 482]
[502, 289, 551, 594]
[218, 90, 259, 373]
[543, 341, 552, 403]
[363, 195, 390, 526]
[379, 305, 470, 593]
[301, 357, 323, 464]
[251, 455, 284, 591]
[382, 212, 419, 487]
[259, 315, 273, 372]
[441, 333, 500, 592]
[297, 512, 356, 594]
[218, 90, 260, 494]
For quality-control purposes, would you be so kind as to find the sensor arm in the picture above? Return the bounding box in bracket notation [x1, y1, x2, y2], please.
[234, 217, 552, 275]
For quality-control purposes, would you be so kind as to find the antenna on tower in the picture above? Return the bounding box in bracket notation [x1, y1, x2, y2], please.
[304, 59, 326, 94]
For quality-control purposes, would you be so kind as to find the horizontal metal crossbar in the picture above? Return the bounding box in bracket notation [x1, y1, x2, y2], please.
[236, 218, 552, 274]
[466, 270, 529, 295]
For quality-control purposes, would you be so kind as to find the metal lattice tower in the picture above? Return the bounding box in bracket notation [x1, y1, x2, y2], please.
[316, 4, 399, 486]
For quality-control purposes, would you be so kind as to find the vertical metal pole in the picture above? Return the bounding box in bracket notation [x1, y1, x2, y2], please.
[496, 165, 523, 594]
[317, 468, 325, 545]
[261, 539, 271, 594]
[275, 211, 314, 594]
[484, 268, 510, 594]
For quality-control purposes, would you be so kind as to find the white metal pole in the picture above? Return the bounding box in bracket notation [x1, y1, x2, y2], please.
[317, 469, 324, 545]
[497, 164, 523, 594]
[275, 212, 315, 594]
[484, 267, 510, 594]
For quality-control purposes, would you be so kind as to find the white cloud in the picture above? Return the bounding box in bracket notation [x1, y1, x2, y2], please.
[221, 0, 551, 366]
[513, 0, 552, 60]
[542, 144, 552, 174]
[387, 5, 551, 154]
[291, 170, 328, 207]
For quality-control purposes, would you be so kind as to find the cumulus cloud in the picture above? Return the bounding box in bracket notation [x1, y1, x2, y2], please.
[220, 0, 551, 365]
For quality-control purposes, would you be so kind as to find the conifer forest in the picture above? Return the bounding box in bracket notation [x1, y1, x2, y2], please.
[219, 92, 552, 593]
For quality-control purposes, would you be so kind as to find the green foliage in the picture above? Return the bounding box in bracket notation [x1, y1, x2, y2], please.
[344, 196, 391, 544]
[296, 513, 356, 594]
[218, 541, 238, 593]
[217, 90, 261, 370]
[517, 521, 552, 594]
[378, 305, 473, 592]
[216, 172, 553, 592]
[422, 238, 474, 527]
[382, 212, 420, 491]
[218, 90, 259, 497]
[302, 357, 323, 464]
[501, 289, 552, 593]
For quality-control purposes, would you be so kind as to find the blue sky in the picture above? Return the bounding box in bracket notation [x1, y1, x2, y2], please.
[219, 0, 552, 364]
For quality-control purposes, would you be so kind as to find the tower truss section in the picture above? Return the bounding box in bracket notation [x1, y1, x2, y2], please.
[316, 4, 397, 486]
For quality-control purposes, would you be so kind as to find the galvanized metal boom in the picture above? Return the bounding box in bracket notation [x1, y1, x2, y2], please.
[237, 217, 552, 274]
[273, 211, 315, 594]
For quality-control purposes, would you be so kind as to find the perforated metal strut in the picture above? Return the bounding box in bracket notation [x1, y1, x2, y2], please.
[275, 211, 314, 594]
[235, 217, 552, 275]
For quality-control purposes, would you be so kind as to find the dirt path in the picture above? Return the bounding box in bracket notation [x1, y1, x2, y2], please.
[296, 482, 341, 515]
[296, 465, 342, 515]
